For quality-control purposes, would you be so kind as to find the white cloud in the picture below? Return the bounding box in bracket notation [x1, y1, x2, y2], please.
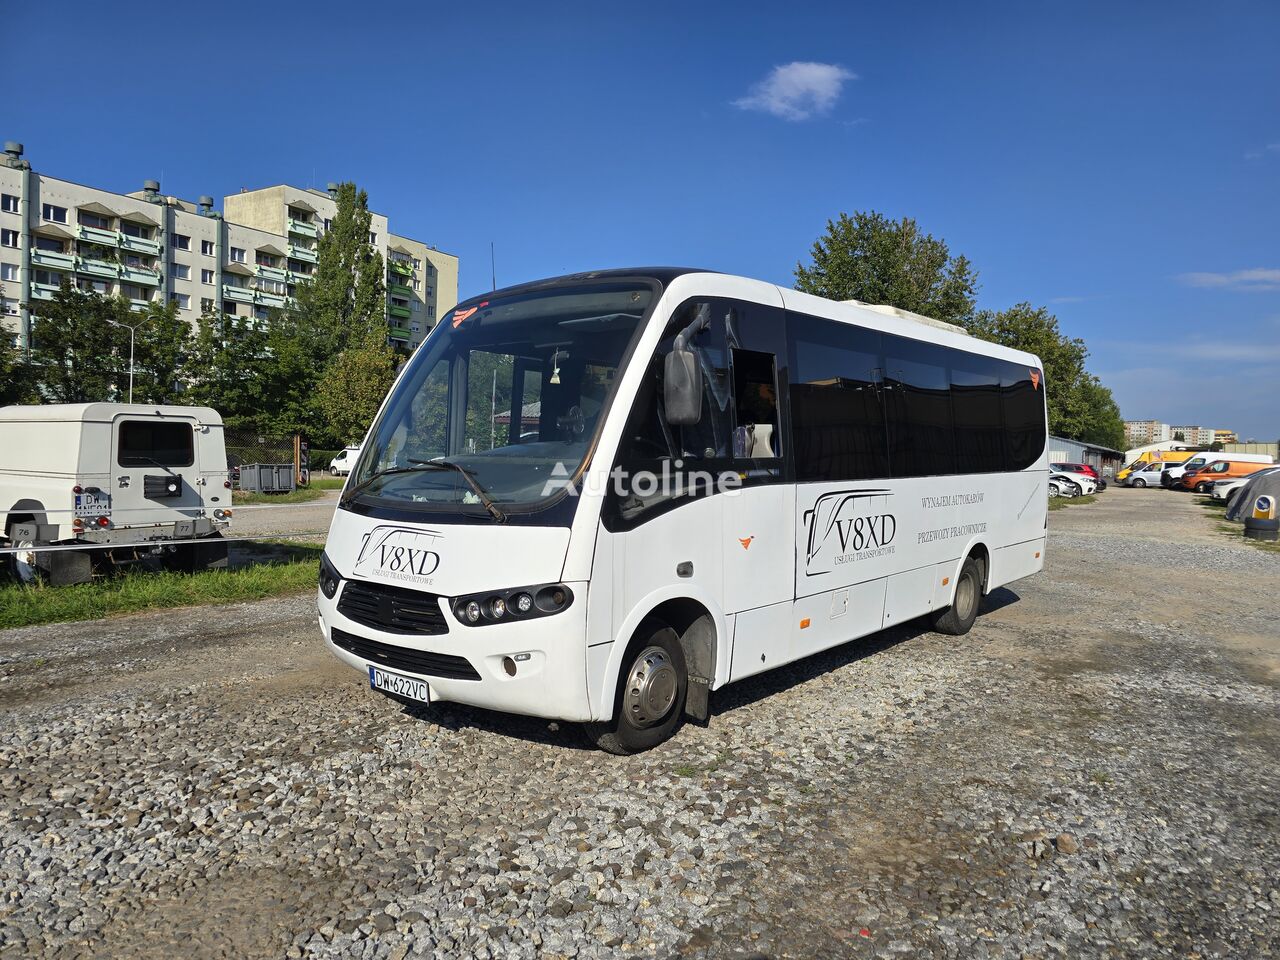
[1244, 143, 1280, 160]
[733, 62, 856, 121]
[1177, 268, 1280, 292]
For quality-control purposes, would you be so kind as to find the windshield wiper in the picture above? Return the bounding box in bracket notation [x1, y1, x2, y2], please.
[407, 458, 506, 521]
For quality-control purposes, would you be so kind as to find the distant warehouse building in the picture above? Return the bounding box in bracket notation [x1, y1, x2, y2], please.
[1048, 436, 1126, 477]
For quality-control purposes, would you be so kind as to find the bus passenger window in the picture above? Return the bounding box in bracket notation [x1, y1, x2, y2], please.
[731, 349, 780, 458]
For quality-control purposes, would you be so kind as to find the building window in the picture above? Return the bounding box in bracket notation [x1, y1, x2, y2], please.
[201, 268, 214, 285]
[1, 263, 17, 282]
[171, 233, 190, 250]
[411, 301, 420, 312]
[224, 302, 237, 316]
[368, 232, 377, 245]
[322, 218, 332, 231]
[121, 283, 148, 301]
[171, 293, 191, 310]
[78, 278, 110, 294]
[33, 269, 63, 285]
[78, 211, 110, 230]
[0, 194, 17, 214]
[412, 258, 420, 269]
[427, 306, 434, 318]
[200, 297, 215, 313]
[229, 247, 246, 263]
[170, 262, 190, 281]
[120, 222, 151, 240]
[0, 229, 17, 248]
[413, 280, 421, 291]
[2, 298, 17, 316]
[42, 203, 68, 223]
[201, 239, 215, 256]
[254, 306, 269, 320]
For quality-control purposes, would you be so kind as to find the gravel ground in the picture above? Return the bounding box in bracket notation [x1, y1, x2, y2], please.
[1, 487, 1277, 959]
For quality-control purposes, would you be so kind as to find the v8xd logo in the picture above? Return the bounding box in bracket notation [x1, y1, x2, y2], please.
[802, 490, 897, 577]
[354, 526, 443, 584]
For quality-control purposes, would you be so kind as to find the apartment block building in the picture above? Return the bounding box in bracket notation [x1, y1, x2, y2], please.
[0, 141, 457, 352]
[1123, 420, 1171, 445]
[1213, 429, 1238, 445]
[1169, 425, 1218, 446]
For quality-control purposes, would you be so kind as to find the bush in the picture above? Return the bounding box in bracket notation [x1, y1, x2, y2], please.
[310, 448, 340, 470]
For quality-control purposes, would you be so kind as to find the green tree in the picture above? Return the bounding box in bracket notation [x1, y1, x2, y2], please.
[28, 285, 125, 402]
[1172, 430, 1186, 441]
[128, 300, 190, 404]
[184, 311, 273, 425]
[795, 210, 979, 324]
[313, 330, 398, 445]
[292, 182, 386, 359]
[0, 286, 36, 405]
[1074, 377, 1126, 450]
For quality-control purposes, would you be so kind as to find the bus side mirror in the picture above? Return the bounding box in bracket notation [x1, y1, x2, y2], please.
[664, 348, 703, 425]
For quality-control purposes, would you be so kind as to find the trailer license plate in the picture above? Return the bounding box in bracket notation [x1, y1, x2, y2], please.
[368, 666, 431, 704]
[73, 492, 109, 518]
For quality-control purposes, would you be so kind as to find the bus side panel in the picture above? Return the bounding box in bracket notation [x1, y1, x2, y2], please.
[790, 577, 885, 663]
[729, 600, 794, 682]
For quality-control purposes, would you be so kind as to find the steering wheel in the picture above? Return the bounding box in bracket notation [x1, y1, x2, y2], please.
[557, 405, 586, 438]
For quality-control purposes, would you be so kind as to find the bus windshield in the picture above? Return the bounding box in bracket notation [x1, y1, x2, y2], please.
[347, 281, 655, 516]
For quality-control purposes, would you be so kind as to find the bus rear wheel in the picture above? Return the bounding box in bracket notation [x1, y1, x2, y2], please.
[931, 555, 982, 636]
[585, 619, 688, 755]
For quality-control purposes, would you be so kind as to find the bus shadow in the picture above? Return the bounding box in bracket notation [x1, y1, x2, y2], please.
[394, 588, 1021, 748]
[710, 588, 1022, 718]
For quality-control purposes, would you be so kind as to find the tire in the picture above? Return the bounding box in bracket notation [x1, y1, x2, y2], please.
[1048, 482, 1061, 499]
[330, 466, 339, 477]
[1195, 481, 1211, 494]
[7, 536, 43, 585]
[585, 619, 687, 755]
[931, 555, 982, 636]
[1132, 478, 1146, 488]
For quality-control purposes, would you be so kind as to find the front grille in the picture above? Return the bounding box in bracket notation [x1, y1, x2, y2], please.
[336, 578, 449, 635]
[331, 627, 481, 681]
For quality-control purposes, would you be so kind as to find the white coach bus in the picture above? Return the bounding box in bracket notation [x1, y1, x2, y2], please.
[318, 269, 1048, 753]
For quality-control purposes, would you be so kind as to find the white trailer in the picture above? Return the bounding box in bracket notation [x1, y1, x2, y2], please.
[0, 403, 232, 584]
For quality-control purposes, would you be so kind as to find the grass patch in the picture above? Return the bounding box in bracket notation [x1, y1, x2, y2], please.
[1048, 494, 1098, 511]
[1216, 522, 1280, 554]
[233, 486, 328, 505]
[0, 544, 321, 630]
[309, 475, 346, 491]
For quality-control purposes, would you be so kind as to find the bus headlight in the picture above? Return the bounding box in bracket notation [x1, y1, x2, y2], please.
[452, 583, 574, 627]
[319, 552, 342, 599]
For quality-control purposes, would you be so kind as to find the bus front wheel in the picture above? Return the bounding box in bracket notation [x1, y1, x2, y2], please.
[931, 555, 982, 636]
[585, 619, 688, 755]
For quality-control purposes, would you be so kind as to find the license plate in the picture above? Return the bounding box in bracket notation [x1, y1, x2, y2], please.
[368, 665, 431, 703]
[74, 492, 110, 518]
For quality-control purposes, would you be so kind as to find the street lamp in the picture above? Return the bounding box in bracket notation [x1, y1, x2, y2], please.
[105, 314, 149, 404]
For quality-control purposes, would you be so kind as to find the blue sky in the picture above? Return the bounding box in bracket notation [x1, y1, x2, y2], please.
[6, 1, 1278, 438]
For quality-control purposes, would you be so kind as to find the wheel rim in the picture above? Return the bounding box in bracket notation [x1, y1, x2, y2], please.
[955, 572, 977, 621]
[11, 540, 39, 585]
[623, 645, 678, 729]
[1135, 479, 1145, 487]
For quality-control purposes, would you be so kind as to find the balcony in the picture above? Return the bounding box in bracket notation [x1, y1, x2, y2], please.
[287, 270, 313, 286]
[222, 284, 255, 304]
[388, 326, 412, 340]
[119, 233, 162, 256]
[288, 218, 319, 238]
[77, 257, 119, 279]
[120, 265, 161, 287]
[256, 289, 287, 308]
[288, 243, 318, 263]
[389, 304, 412, 320]
[389, 282, 413, 298]
[128, 298, 152, 312]
[256, 263, 288, 282]
[31, 282, 60, 301]
[77, 224, 120, 247]
[32, 249, 76, 271]
[388, 259, 412, 278]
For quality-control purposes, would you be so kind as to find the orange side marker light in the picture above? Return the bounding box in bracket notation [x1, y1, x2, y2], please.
[799, 618, 811, 629]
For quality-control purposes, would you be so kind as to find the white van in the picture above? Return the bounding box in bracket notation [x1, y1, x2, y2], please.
[329, 445, 362, 477]
[1162, 452, 1274, 488]
[0, 403, 232, 584]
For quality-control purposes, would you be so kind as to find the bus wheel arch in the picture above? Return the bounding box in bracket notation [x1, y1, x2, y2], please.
[644, 597, 717, 723]
[933, 545, 988, 636]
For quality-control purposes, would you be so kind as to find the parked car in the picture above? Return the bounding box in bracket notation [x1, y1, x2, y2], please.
[1125, 460, 1168, 487]
[1055, 461, 1098, 479]
[1116, 450, 1199, 484]
[1180, 460, 1273, 494]
[328, 445, 362, 477]
[1049, 464, 1098, 495]
[1210, 475, 1255, 501]
[0, 403, 232, 585]
[1048, 474, 1078, 498]
[1163, 452, 1275, 488]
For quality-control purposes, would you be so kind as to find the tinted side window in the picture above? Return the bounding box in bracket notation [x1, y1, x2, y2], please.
[118, 421, 194, 467]
[884, 334, 956, 476]
[1001, 361, 1046, 470]
[787, 313, 888, 481]
[951, 352, 1007, 473]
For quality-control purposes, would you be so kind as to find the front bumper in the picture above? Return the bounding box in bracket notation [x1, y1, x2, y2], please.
[317, 580, 593, 722]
